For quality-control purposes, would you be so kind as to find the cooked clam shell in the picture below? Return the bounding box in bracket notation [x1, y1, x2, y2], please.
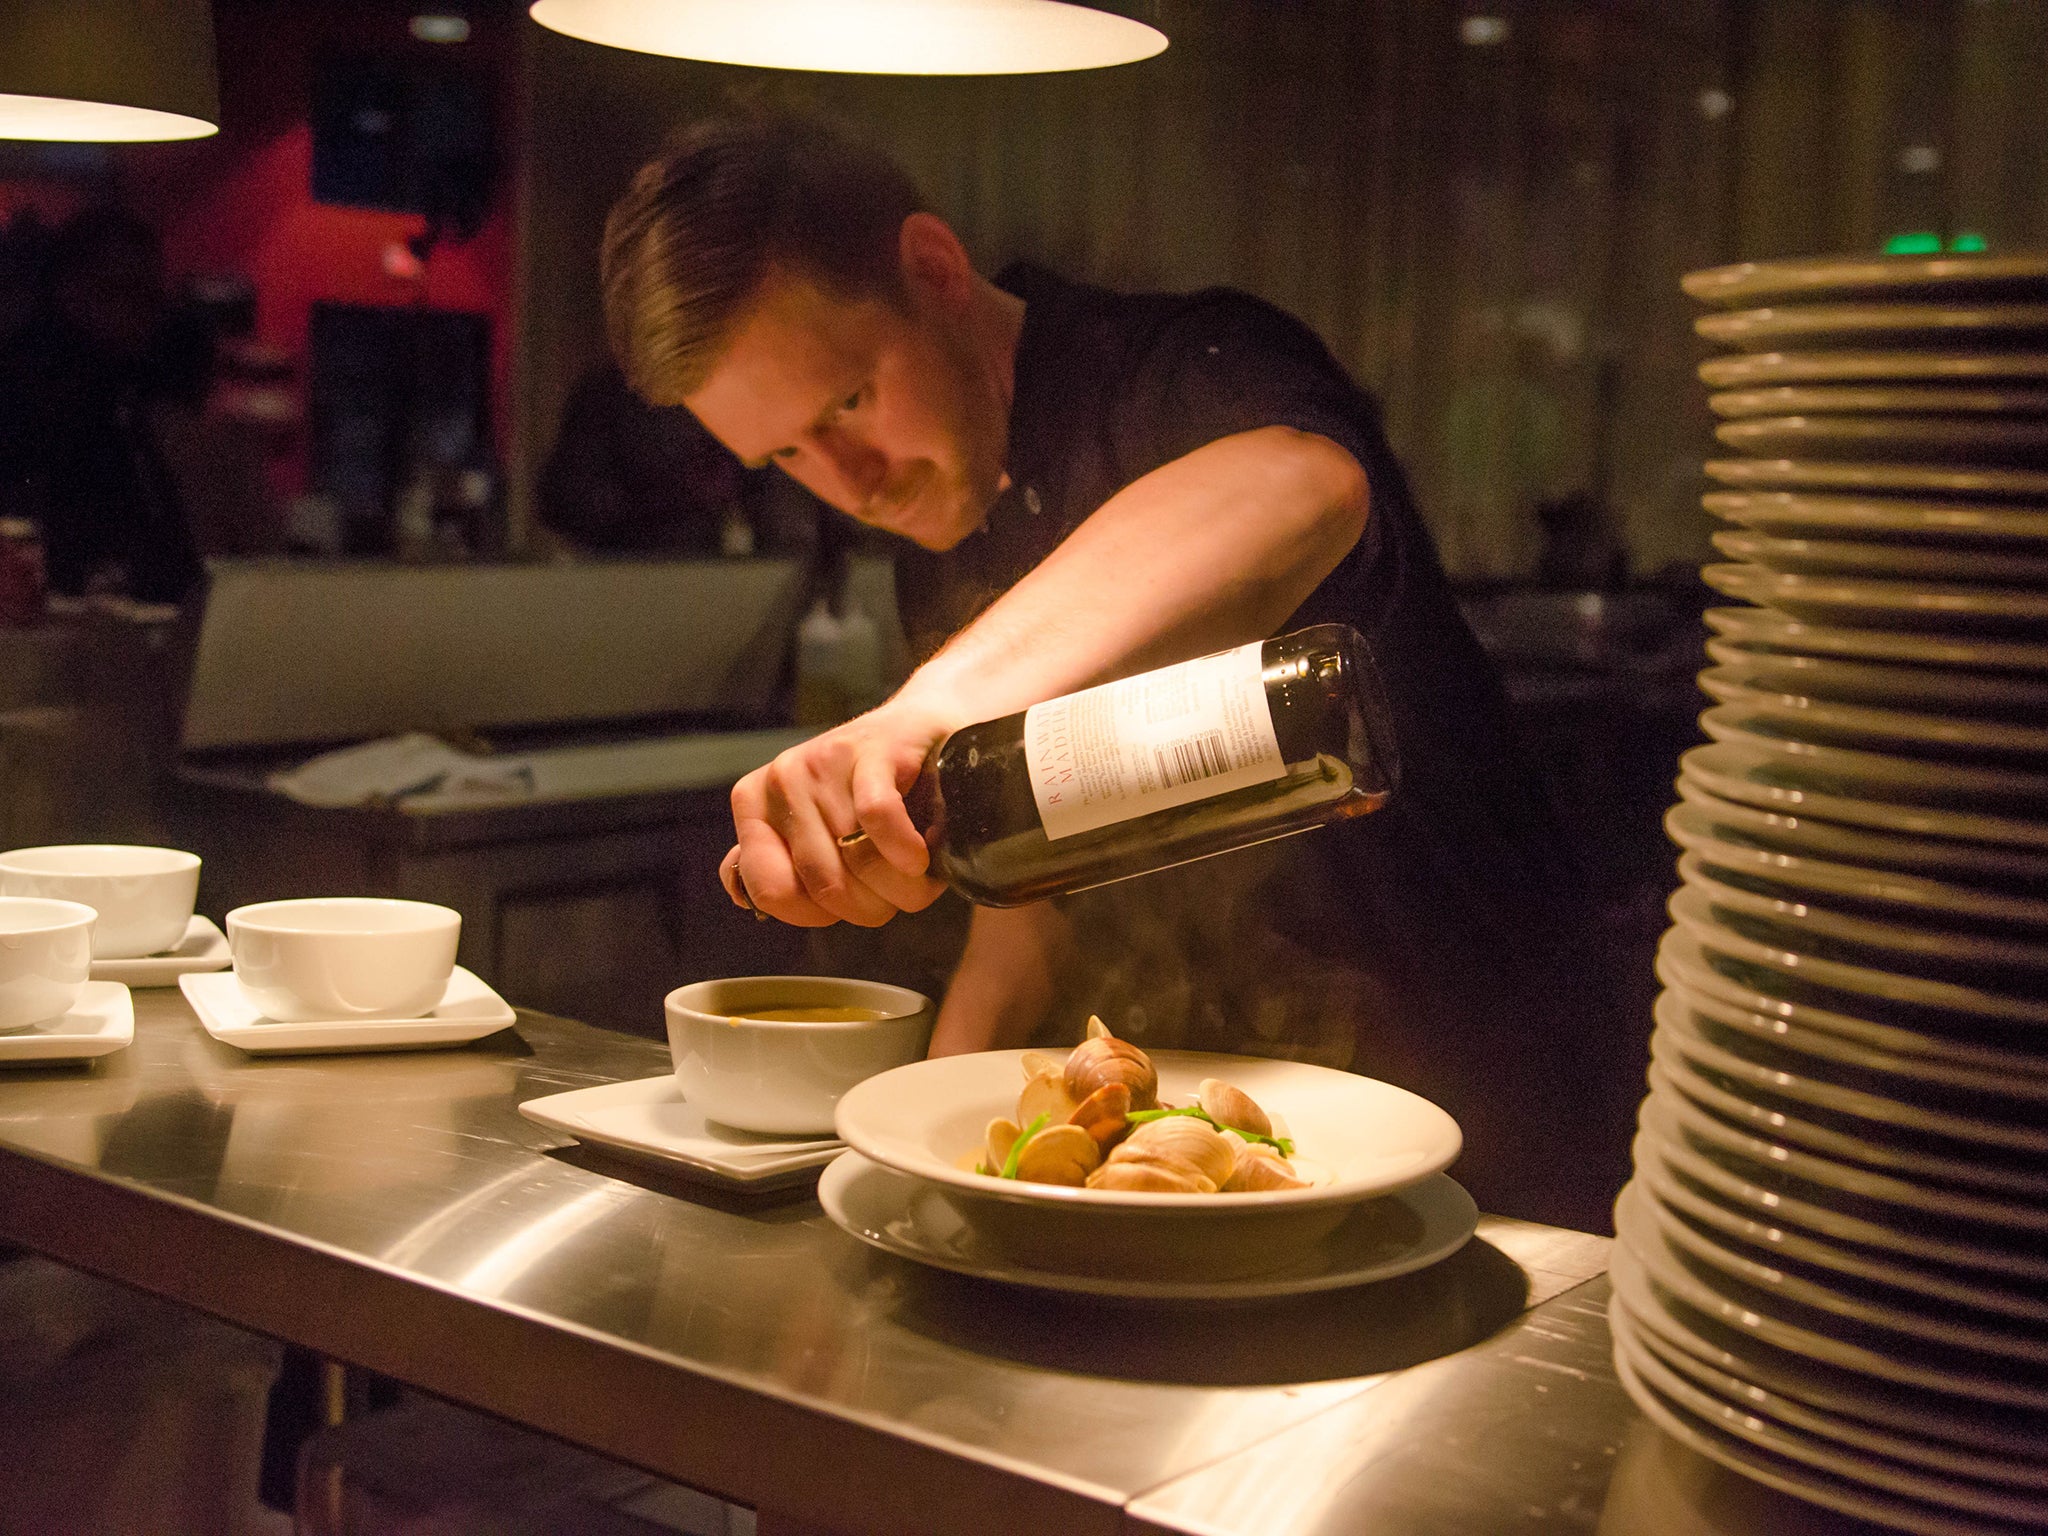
[1115, 1115, 1235, 1189]
[1197, 1078, 1272, 1139]
[1011, 1122, 1100, 1186]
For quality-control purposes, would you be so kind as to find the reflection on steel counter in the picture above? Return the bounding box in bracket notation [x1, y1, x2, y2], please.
[0, 988, 1613, 1535]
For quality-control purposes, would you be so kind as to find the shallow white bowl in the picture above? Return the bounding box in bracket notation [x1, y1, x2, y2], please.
[0, 844, 199, 959]
[834, 1049, 1462, 1281]
[226, 897, 460, 1022]
[664, 976, 932, 1135]
[0, 897, 95, 1030]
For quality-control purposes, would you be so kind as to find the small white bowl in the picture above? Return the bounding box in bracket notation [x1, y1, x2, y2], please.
[0, 844, 200, 959]
[225, 898, 461, 1022]
[664, 976, 933, 1135]
[0, 897, 95, 1030]
[834, 1049, 1463, 1281]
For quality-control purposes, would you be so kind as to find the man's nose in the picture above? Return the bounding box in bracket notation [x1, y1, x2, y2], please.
[811, 429, 889, 508]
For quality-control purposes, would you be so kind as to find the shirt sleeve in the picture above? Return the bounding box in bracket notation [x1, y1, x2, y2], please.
[1102, 289, 1399, 588]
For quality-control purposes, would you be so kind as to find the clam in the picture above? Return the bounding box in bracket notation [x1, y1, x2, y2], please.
[984, 1117, 1021, 1174]
[1197, 1078, 1272, 1139]
[1011, 1122, 1100, 1186]
[1086, 1158, 1214, 1194]
[1067, 1082, 1131, 1148]
[1017, 1066, 1080, 1128]
[1222, 1152, 1310, 1192]
[1063, 1033, 1158, 1111]
[1117, 1114, 1235, 1188]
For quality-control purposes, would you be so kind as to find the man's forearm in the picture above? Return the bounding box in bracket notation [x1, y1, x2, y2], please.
[899, 426, 1369, 726]
[929, 901, 1073, 1056]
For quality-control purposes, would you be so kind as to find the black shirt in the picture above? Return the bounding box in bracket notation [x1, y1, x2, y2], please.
[897, 265, 1624, 1225]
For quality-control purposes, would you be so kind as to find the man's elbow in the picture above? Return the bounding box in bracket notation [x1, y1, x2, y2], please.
[1265, 426, 1371, 565]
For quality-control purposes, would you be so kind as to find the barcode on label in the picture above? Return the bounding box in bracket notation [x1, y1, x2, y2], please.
[1155, 730, 1230, 789]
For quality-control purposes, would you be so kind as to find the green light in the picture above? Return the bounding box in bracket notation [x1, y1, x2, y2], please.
[1949, 232, 1988, 252]
[1883, 232, 1942, 255]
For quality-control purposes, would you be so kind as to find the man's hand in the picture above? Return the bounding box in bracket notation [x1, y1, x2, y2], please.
[721, 692, 962, 927]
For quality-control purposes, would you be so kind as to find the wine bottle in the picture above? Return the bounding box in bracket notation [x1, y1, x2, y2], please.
[913, 624, 1398, 905]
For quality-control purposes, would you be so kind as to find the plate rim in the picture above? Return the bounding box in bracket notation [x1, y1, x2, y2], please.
[834, 1048, 1462, 1214]
[816, 1151, 1477, 1300]
[517, 1074, 844, 1183]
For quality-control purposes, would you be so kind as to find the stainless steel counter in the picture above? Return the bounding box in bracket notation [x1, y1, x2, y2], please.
[0, 992, 1622, 1535]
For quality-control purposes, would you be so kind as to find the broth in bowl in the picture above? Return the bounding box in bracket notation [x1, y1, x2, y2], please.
[731, 1006, 890, 1024]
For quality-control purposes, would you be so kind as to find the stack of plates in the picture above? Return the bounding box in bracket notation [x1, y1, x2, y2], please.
[1610, 251, 2048, 1535]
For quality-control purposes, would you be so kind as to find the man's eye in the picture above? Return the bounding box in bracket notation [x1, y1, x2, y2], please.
[771, 447, 798, 462]
[842, 388, 864, 412]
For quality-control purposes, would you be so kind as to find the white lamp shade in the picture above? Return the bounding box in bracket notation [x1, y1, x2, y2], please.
[0, 0, 219, 143]
[528, 0, 1167, 75]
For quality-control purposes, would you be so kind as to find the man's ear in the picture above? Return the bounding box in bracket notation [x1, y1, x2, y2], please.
[898, 211, 975, 310]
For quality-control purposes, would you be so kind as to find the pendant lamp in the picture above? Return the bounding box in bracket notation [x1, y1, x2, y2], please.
[528, 0, 1167, 75]
[0, 0, 220, 142]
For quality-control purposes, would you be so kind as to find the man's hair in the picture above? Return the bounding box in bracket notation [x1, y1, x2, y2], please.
[601, 109, 926, 405]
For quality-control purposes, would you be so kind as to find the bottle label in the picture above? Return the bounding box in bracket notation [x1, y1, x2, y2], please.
[1023, 641, 1285, 841]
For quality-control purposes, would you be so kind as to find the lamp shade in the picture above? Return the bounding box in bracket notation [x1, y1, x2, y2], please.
[0, 0, 219, 142]
[528, 0, 1167, 75]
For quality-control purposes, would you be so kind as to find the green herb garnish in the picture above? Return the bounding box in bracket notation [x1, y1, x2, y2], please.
[1125, 1105, 1294, 1157]
[997, 1112, 1051, 1179]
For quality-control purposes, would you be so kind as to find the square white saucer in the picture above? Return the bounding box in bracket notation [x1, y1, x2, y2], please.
[519, 1076, 844, 1189]
[90, 915, 230, 987]
[0, 982, 134, 1065]
[180, 967, 516, 1055]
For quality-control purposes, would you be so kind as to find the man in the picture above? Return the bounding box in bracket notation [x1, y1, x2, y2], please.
[602, 110, 1626, 1226]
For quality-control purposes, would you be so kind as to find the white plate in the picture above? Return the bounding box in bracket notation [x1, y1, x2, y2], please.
[1666, 801, 2048, 932]
[1689, 723, 2048, 812]
[1710, 529, 2048, 584]
[1702, 350, 2048, 390]
[1612, 1305, 2048, 1531]
[1632, 1145, 2048, 1330]
[1702, 494, 2048, 548]
[1704, 457, 2048, 499]
[1703, 562, 2048, 631]
[1683, 253, 2048, 308]
[1651, 996, 2048, 1167]
[180, 966, 516, 1054]
[1678, 856, 2048, 976]
[1613, 1253, 2048, 1515]
[88, 915, 230, 987]
[1678, 749, 2048, 859]
[1703, 605, 2048, 671]
[816, 1152, 1476, 1301]
[1715, 414, 2048, 463]
[836, 1049, 1461, 1214]
[1656, 926, 2048, 1090]
[1709, 384, 2048, 419]
[1668, 886, 2048, 1029]
[1617, 1152, 2048, 1411]
[518, 1075, 843, 1188]
[1701, 640, 2048, 718]
[1638, 1103, 2048, 1289]
[1612, 1234, 2048, 1459]
[1651, 1046, 2048, 1224]
[834, 1048, 1462, 1282]
[1623, 1185, 2048, 1458]
[1696, 301, 2048, 350]
[0, 981, 133, 1065]
[1699, 672, 2048, 761]
[1621, 1301, 2048, 1495]
[1673, 777, 2048, 889]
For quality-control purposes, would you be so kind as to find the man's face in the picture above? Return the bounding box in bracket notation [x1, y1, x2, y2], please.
[683, 263, 1005, 551]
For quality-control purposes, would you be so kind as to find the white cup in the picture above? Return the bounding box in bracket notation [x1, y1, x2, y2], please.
[225, 898, 461, 1022]
[664, 976, 934, 1135]
[0, 844, 201, 959]
[0, 897, 95, 1030]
